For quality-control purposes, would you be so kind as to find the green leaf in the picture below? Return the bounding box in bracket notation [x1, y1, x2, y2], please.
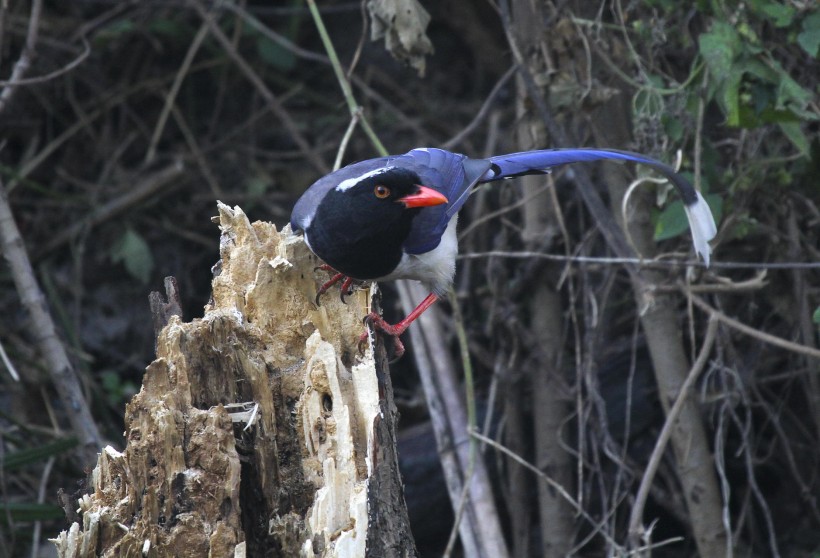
[655, 194, 722, 242]
[722, 71, 744, 126]
[111, 229, 154, 285]
[149, 19, 189, 38]
[100, 370, 138, 405]
[778, 121, 810, 156]
[699, 22, 742, 78]
[654, 199, 688, 241]
[662, 114, 684, 143]
[752, 0, 795, 27]
[101, 18, 136, 37]
[94, 18, 136, 45]
[699, 22, 744, 125]
[245, 175, 270, 198]
[771, 66, 814, 114]
[813, 306, 820, 325]
[256, 37, 297, 72]
[1, 503, 65, 523]
[1, 437, 78, 471]
[797, 12, 820, 57]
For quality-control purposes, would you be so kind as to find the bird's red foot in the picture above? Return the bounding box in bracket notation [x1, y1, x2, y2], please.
[359, 312, 407, 360]
[314, 265, 357, 304]
[357, 293, 440, 361]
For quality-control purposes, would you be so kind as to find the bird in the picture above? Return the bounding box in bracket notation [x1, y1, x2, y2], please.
[290, 147, 717, 358]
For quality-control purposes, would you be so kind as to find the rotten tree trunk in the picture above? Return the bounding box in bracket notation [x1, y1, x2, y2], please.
[53, 203, 417, 557]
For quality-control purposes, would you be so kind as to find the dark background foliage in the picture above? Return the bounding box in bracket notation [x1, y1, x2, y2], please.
[1, 0, 818, 556]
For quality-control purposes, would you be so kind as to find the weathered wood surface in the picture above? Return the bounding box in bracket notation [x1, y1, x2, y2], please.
[53, 203, 417, 557]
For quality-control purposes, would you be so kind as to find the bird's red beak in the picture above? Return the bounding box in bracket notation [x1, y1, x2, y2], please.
[398, 185, 448, 208]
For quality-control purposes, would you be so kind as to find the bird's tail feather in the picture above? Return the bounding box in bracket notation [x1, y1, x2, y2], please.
[484, 148, 717, 266]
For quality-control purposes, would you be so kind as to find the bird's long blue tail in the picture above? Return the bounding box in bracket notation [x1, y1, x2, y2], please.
[483, 148, 718, 266]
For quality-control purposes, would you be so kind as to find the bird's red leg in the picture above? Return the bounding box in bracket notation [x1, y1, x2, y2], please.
[359, 293, 439, 359]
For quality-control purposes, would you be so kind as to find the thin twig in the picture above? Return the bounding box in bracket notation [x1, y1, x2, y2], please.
[145, 22, 210, 164]
[304, 0, 387, 157]
[0, 339, 20, 381]
[458, 250, 820, 270]
[0, 38, 90, 88]
[471, 430, 625, 549]
[730, 396, 780, 557]
[191, 0, 328, 173]
[0, 179, 102, 466]
[333, 108, 361, 171]
[169, 104, 224, 197]
[620, 152, 683, 260]
[0, 0, 101, 467]
[223, 2, 329, 63]
[6, 100, 109, 192]
[399, 281, 510, 558]
[35, 162, 185, 258]
[656, 270, 767, 293]
[627, 317, 719, 547]
[441, 65, 517, 150]
[497, 0, 639, 279]
[0, 0, 43, 113]
[443, 287, 480, 558]
[30, 456, 56, 558]
[457, 180, 553, 241]
[221, 0, 435, 146]
[685, 290, 820, 360]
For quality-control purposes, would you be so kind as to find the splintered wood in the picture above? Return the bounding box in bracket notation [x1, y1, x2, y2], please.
[53, 203, 416, 557]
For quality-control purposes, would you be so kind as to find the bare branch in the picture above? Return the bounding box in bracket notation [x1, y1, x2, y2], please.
[0, 0, 43, 113]
[0, 38, 90, 88]
[0, 179, 102, 466]
[190, 0, 328, 174]
[628, 317, 719, 548]
[685, 290, 820, 360]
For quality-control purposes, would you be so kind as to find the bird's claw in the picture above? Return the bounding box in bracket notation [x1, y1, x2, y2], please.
[314, 267, 358, 305]
[314, 270, 405, 360]
[314, 271, 343, 305]
[339, 277, 355, 304]
[357, 331, 370, 355]
[359, 312, 406, 361]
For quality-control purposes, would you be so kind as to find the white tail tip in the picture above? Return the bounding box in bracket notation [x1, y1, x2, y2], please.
[683, 191, 718, 266]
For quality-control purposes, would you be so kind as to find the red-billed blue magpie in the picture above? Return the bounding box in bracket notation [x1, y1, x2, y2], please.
[290, 147, 717, 357]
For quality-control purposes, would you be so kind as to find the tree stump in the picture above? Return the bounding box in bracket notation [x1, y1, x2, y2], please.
[52, 203, 417, 557]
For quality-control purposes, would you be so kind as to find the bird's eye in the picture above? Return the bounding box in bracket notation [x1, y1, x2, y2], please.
[374, 185, 391, 199]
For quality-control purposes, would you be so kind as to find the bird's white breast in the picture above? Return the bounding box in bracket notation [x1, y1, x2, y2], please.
[380, 216, 459, 295]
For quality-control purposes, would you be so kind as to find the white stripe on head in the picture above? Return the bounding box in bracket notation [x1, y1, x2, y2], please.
[335, 167, 395, 192]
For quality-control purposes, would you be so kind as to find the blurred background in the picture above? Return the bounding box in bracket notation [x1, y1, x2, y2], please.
[0, 1, 818, 556]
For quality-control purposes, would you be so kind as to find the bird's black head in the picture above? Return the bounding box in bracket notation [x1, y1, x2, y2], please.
[304, 166, 447, 280]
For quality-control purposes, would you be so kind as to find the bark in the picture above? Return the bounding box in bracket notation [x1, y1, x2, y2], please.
[502, 385, 533, 558]
[52, 203, 417, 557]
[592, 96, 728, 556]
[512, 1, 576, 556]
